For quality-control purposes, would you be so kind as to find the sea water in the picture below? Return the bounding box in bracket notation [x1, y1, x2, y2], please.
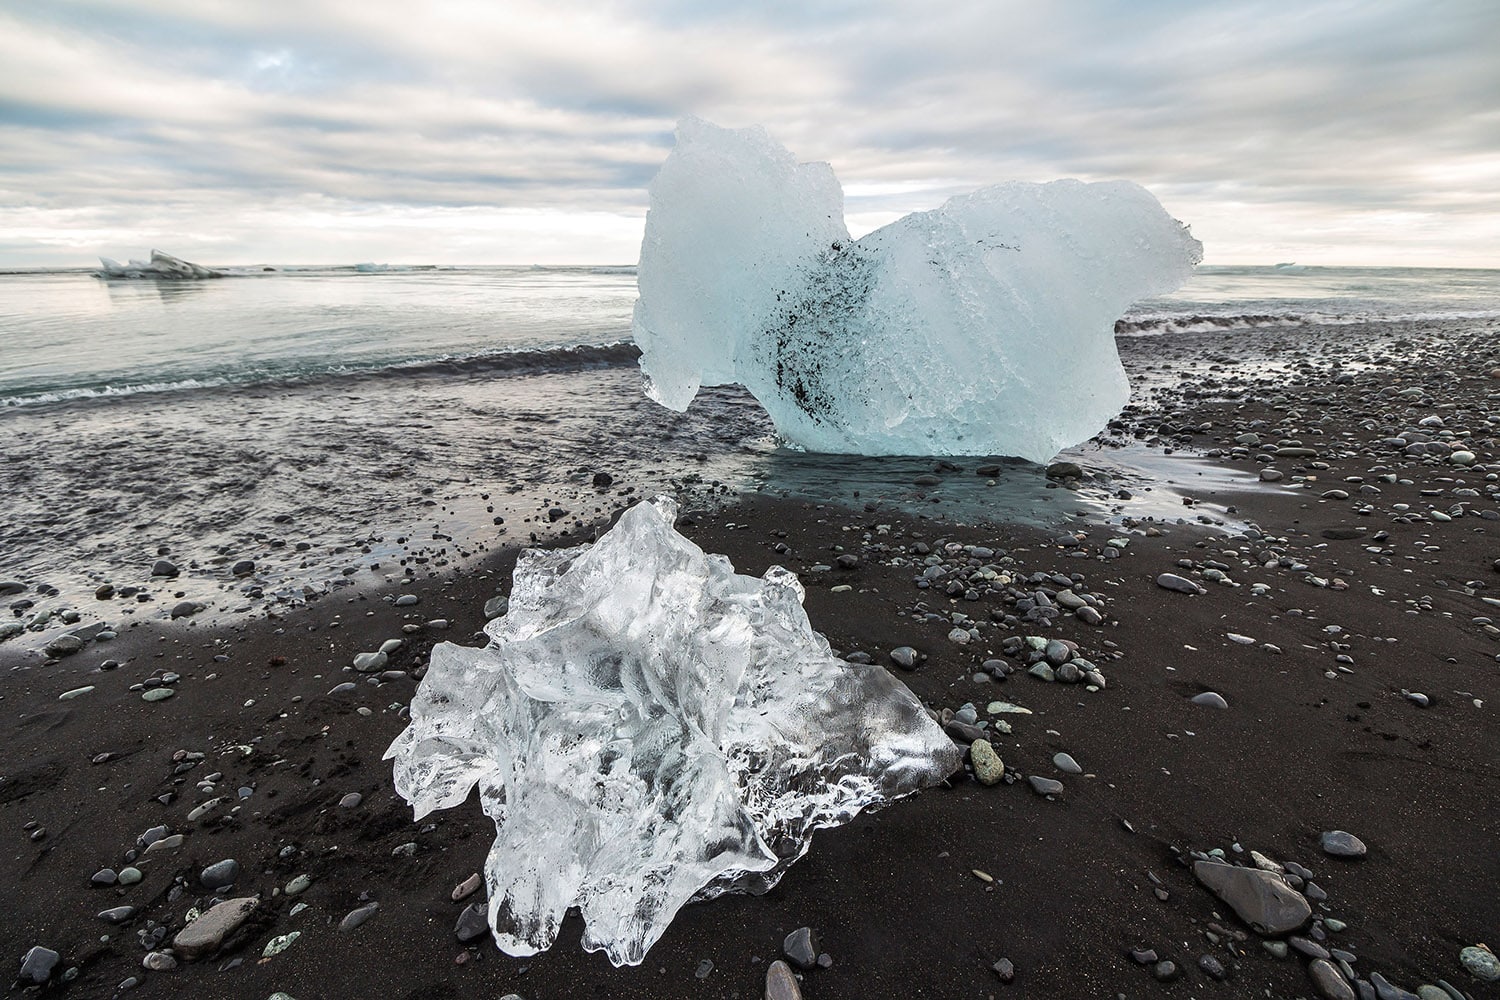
[0, 264, 1495, 622]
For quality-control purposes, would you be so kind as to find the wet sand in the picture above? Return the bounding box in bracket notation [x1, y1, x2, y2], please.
[3, 320, 1499, 999]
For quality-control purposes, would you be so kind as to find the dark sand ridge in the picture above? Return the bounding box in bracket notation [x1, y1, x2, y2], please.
[2, 319, 1499, 999]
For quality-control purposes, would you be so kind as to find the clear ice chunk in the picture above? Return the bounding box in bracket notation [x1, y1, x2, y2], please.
[633, 118, 1203, 463]
[385, 496, 959, 966]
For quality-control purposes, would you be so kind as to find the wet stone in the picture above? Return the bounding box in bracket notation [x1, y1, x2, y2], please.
[1052, 752, 1082, 775]
[783, 926, 820, 970]
[454, 902, 489, 943]
[1194, 860, 1311, 935]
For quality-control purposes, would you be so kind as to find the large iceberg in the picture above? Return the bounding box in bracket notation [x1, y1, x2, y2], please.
[633, 118, 1202, 462]
[385, 496, 958, 966]
[95, 249, 223, 279]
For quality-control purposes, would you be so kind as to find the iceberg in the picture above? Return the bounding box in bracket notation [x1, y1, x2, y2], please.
[385, 496, 959, 966]
[95, 249, 223, 280]
[632, 118, 1202, 463]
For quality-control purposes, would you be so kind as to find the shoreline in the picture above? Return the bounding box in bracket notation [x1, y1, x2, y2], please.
[3, 318, 1500, 999]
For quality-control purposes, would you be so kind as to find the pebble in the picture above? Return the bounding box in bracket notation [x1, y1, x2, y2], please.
[454, 901, 489, 942]
[19, 946, 60, 984]
[353, 651, 387, 672]
[1460, 945, 1499, 981]
[98, 906, 137, 923]
[451, 873, 482, 902]
[783, 926, 819, 969]
[285, 874, 313, 895]
[44, 634, 85, 657]
[1052, 752, 1082, 775]
[262, 932, 299, 958]
[172, 897, 258, 959]
[150, 559, 178, 577]
[338, 902, 380, 932]
[141, 688, 175, 703]
[888, 646, 921, 670]
[1321, 830, 1368, 858]
[394, 594, 420, 606]
[765, 959, 803, 1000]
[339, 792, 363, 809]
[118, 867, 142, 885]
[1198, 953, 1227, 980]
[1194, 860, 1311, 935]
[1027, 775, 1064, 797]
[1309, 958, 1358, 1000]
[200, 859, 240, 889]
[969, 740, 1005, 785]
[59, 686, 95, 700]
[169, 601, 200, 619]
[91, 868, 118, 886]
[694, 958, 714, 978]
[1191, 691, 1230, 709]
[1156, 573, 1206, 595]
[141, 951, 177, 972]
[992, 956, 1015, 982]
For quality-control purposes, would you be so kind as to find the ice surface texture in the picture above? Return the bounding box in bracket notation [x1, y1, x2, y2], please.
[386, 496, 958, 966]
[633, 118, 1203, 463]
[96, 250, 222, 279]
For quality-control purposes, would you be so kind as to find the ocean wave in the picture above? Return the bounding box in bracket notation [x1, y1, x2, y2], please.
[1, 342, 643, 410]
[1114, 309, 1500, 337]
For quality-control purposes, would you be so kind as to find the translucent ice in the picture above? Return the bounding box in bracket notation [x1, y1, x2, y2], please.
[633, 118, 1202, 463]
[385, 496, 958, 966]
[96, 250, 223, 279]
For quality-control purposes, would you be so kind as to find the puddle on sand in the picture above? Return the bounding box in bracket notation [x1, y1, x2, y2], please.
[715, 438, 1261, 534]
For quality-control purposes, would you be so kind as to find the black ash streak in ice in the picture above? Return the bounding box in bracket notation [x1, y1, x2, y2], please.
[633, 117, 1202, 464]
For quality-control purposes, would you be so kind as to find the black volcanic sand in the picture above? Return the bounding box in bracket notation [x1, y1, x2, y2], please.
[3, 319, 1500, 999]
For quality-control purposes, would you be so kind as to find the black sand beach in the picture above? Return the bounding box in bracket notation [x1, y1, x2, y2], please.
[4, 320, 1500, 999]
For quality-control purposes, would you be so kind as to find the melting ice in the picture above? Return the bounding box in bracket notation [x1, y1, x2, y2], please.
[386, 496, 959, 966]
[633, 118, 1203, 463]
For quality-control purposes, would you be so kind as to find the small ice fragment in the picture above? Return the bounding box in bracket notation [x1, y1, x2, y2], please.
[633, 118, 1201, 462]
[386, 496, 958, 967]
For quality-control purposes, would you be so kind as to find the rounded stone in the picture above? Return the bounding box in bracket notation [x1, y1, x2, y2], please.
[1191, 691, 1229, 709]
[765, 959, 803, 1000]
[199, 859, 240, 890]
[970, 740, 1005, 786]
[1460, 945, 1499, 982]
[1052, 752, 1082, 775]
[1320, 830, 1367, 858]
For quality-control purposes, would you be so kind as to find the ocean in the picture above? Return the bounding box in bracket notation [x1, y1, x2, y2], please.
[1, 263, 1496, 619]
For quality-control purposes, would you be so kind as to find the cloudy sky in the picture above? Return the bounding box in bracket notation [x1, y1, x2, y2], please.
[2, 1, 1496, 267]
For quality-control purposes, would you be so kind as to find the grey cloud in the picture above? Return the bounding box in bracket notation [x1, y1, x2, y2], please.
[1, 0, 1496, 265]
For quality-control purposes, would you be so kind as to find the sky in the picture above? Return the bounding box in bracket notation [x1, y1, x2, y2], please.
[2, 1, 1497, 268]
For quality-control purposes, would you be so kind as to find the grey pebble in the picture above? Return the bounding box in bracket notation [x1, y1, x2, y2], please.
[1191, 691, 1230, 709]
[19, 946, 60, 984]
[1156, 573, 1206, 595]
[783, 926, 819, 970]
[888, 646, 921, 670]
[1321, 830, 1368, 858]
[338, 902, 380, 932]
[1027, 775, 1064, 797]
[1309, 958, 1358, 1000]
[454, 901, 488, 942]
[765, 960, 803, 1000]
[200, 859, 239, 890]
[338, 792, 363, 809]
[1052, 752, 1082, 775]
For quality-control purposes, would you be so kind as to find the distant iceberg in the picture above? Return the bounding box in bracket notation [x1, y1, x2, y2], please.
[633, 118, 1202, 463]
[95, 250, 224, 280]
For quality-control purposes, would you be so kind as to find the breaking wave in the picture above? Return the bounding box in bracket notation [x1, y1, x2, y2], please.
[1, 341, 642, 409]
